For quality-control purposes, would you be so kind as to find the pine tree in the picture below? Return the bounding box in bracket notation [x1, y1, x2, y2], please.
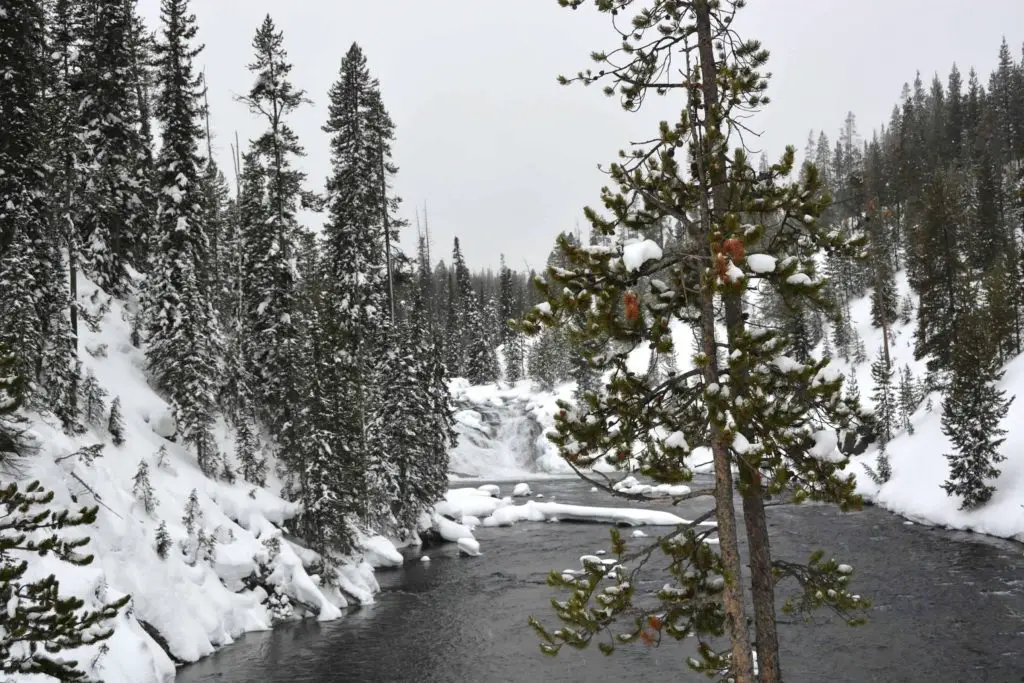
[155, 521, 171, 559]
[0, 481, 130, 680]
[941, 319, 1014, 509]
[465, 298, 501, 385]
[1, 0, 79, 432]
[144, 0, 221, 477]
[238, 15, 310, 471]
[182, 488, 201, 537]
[132, 459, 156, 514]
[897, 365, 918, 434]
[870, 346, 896, 445]
[80, 370, 108, 426]
[525, 5, 869, 679]
[235, 415, 266, 486]
[75, 0, 154, 295]
[108, 396, 126, 446]
[505, 330, 526, 383]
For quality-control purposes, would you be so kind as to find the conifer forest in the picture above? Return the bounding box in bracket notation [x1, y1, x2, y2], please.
[2, 1, 1024, 682]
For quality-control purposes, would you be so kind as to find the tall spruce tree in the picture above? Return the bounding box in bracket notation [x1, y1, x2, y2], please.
[144, 0, 222, 475]
[238, 15, 309, 469]
[870, 346, 896, 444]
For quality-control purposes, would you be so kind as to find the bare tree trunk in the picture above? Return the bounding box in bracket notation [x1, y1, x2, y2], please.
[692, 3, 761, 680]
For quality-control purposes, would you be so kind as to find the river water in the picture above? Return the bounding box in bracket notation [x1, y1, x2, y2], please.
[178, 477, 1024, 683]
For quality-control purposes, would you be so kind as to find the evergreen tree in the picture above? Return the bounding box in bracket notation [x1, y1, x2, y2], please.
[505, 330, 526, 383]
[80, 369, 107, 427]
[525, 5, 871, 679]
[132, 459, 156, 514]
[108, 395, 126, 446]
[465, 298, 501, 385]
[897, 364, 918, 434]
[941, 318, 1014, 509]
[75, 0, 155, 294]
[155, 521, 172, 559]
[0, 481, 129, 680]
[235, 415, 266, 486]
[145, 0, 221, 476]
[182, 488, 201, 537]
[870, 346, 896, 445]
[238, 15, 309, 469]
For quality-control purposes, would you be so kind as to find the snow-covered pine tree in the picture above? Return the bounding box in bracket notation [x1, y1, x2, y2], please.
[941, 315, 1015, 509]
[144, 0, 222, 476]
[80, 370, 107, 427]
[0, 0, 80, 433]
[75, 0, 154, 295]
[182, 488, 201, 537]
[234, 414, 266, 486]
[132, 459, 156, 514]
[238, 15, 309, 470]
[504, 330, 526, 384]
[870, 345, 896, 445]
[527, 327, 569, 389]
[465, 296, 501, 385]
[155, 521, 172, 559]
[108, 396, 126, 446]
[312, 41, 399, 552]
[897, 364, 917, 434]
[0, 480, 130, 681]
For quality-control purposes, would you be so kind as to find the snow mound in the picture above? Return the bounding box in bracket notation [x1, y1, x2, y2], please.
[480, 500, 710, 528]
[513, 482, 532, 497]
[613, 475, 692, 498]
[457, 537, 482, 557]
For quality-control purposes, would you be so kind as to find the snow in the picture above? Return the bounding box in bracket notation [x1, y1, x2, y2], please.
[512, 482, 532, 497]
[827, 270, 1024, 543]
[746, 254, 777, 274]
[477, 484, 501, 497]
[808, 429, 842, 463]
[7, 273, 383, 682]
[481, 500, 710, 528]
[622, 239, 663, 272]
[420, 555, 431, 563]
[457, 537, 482, 557]
[612, 475, 691, 498]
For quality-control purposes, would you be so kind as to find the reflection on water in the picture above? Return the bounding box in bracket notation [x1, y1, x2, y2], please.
[178, 479, 1024, 683]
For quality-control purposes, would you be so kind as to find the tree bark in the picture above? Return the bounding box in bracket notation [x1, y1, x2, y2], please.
[693, 3, 775, 681]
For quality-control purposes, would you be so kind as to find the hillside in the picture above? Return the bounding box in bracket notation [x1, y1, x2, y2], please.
[11, 275, 395, 683]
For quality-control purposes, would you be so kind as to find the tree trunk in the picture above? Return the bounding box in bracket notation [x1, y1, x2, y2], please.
[693, 3, 771, 680]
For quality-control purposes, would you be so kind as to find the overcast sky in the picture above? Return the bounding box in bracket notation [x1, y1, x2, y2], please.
[138, 0, 1024, 272]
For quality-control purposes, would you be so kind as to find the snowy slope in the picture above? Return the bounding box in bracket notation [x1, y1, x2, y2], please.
[837, 274, 1024, 542]
[9, 275, 387, 683]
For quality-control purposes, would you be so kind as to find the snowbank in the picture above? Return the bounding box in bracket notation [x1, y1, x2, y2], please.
[481, 500, 711, 528]
[833, 272, 1024, 542]
[8, 274, 382, 683]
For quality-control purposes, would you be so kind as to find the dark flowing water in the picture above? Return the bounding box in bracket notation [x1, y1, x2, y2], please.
[178, 478, 1024, 682]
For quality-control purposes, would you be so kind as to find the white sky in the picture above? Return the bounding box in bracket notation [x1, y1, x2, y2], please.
[138, 0, 1024, 271]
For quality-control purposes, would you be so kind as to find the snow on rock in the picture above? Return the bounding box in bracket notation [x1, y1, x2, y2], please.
[420, 555, 431, 563]
[457, 537, 482, 557]
[512, 482, 532, 497]
[612, 476, 692, 498]
[622, 239, 663, 272]
[437, 488, 510, 519]
[149, 407, 177, 439]
[481, 500, 707, 528]
[8, 273, 383, 683]
[632, 530, 648, 538]
[477, 484, 501, 497]
[461, 515, 482, 529]
[360, 535, 404, 569]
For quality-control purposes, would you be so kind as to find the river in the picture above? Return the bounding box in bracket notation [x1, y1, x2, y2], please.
[177, 477, 1024, 682]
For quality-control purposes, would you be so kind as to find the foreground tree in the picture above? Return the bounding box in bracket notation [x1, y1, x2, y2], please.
[1, 481, 130, 681]
[524, 2, 871, 680]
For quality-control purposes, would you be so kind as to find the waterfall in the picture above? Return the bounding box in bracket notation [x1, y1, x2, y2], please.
[448, 395, 561, 478]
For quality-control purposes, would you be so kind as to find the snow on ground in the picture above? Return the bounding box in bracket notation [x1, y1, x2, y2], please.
[825, 272, 1024, 542]
[8, 274, 388, 683]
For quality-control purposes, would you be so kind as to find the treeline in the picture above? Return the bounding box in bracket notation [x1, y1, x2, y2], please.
[0, 0, 458, 564]
[760, 39, 1024, 507]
